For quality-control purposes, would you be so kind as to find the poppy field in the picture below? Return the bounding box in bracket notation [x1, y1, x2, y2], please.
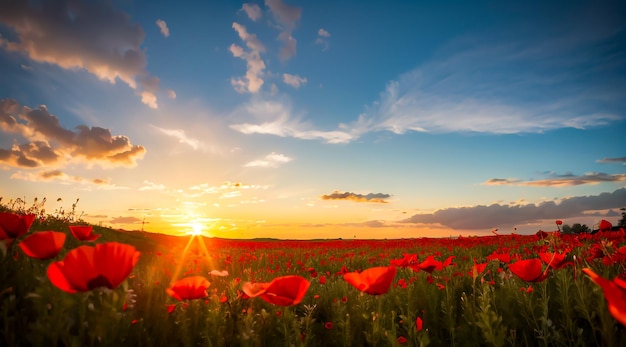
[2, 208, 626, 346]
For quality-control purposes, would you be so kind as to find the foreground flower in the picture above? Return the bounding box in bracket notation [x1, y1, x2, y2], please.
[582, 268, 626, 326]
[508, 258, 548, 282]
[0, 213, 36, 246]
[47, 242, 140, 293]
[538, 251, 573, 270]
[166, 276, 210, 300]
[242, 275, 310, 306]
[18, 231, 66, 259]
[69, 225, 101, 241]
[598, 219, 613, 233]
[344, 266, 397, 295]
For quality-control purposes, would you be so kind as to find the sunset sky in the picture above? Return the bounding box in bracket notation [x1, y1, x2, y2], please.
[1, 0, 625, 239]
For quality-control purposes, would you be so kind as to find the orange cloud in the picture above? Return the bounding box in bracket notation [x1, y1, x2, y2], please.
[483, 172, 626, 187]
[0, 99, 146, 168]
[320, 191, 391, 203]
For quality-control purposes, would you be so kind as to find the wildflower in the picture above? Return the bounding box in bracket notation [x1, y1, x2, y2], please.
[47, 242, 140, 293]
[582, 268, 626, 326]
[242, 275, 310, 306]
[598, 219, 613, 232]
[508, 258, 548, 282]
[166, 276, 211, 300]
[166, 304, 176, 314]
[344, 266, 397, 295]
[18, 231, 65, 259]
[538, 252, 573, 270]
[319, 275, 327, 284]
[0, 212, 36, 246]
[325, 322, 333, 329]
[416, 316, 423, 331]
[397, 336, 408, 344]
[68, 225, 101, 241]
[487, 251, 511, 263]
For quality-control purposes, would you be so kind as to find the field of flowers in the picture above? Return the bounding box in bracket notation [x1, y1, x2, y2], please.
[1, 204, 626, 346]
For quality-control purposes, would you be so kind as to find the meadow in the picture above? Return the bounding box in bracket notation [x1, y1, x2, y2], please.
[1, 199, 625, 346]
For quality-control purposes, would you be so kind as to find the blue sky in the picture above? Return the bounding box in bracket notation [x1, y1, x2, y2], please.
[0, 0, 625, 238]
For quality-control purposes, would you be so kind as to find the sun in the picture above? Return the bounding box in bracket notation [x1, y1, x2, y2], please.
[187, 222, 211, 237]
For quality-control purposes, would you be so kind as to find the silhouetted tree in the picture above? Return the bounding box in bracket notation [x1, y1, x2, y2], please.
[561, 223, 591, 234]
[619, 208, 626, 228]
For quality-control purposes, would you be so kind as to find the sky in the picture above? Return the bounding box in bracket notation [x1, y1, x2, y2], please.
[0, 0, 625, 239]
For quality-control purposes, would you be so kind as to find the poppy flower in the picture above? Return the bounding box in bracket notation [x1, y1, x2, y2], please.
[242, 275, 310, 306]
[538, 252, 573, 270]
[344, 266, 397, 295]
[69, 225, 101, 241]
[582, 268, 626, 326]
[47, 242, 140, 293]
[166, 276, 211, 300]
[18, 231, 66, 259]
[397, 336, 408, 344]
[598, 219, 613, 232]
[0, 213, 36, 245]
[508, 258, 548, 282]
[416, 317, 423, 331]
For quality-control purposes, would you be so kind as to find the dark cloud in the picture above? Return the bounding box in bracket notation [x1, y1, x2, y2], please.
[597, 157, 626, 164]
[483, 172, 626, 187]
[0, 99, 146, 168]
[320, 190, 391, 203]
[402, 188, 626, 230]
[0, 0, 161, 108]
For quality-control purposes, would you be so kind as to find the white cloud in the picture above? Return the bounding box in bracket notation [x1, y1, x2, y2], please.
[230, 99, 355, 144]
[241, 3, 262, 21]
[244, 151, 293, 168]
[156, 19, 170, 37]
[282, 73, 307, 88]
[139, 180, 166, 191]
[140, 91, 158, 109]
[152, 125, 201, 150]
[230, 23, 266, 93]
[315, 28, 330, 50]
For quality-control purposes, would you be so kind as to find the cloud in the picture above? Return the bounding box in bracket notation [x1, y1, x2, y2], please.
[282, 73, 307, 88]
[9, 169, 122, 190]
[483, 172, 626, 187]
[230, 22, 266, 93]
[315, 28, 330, 50]
[230, 99, 355, 144]
[139, 180, 166, 191]
[156, 19, 170, 37]
[265, 0, 301, 60]
[320, 191, 391, 203]
[152, 125, 201, 150]
[244, 152, 292, 168]
[110, 216, 143, 224]
[166, 89, 177, 99]
[597, 157, 626, 164]
[241, 3, 262, 21]
[401, 188, 626, 230]
[0, 99, 146, 168]
[0, 1, 164, 108]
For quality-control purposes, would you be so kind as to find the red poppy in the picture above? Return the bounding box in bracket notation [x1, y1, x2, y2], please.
[486, 251, 511, 263]
[0, 213, 36, 246]
[397, 336, 408, 344]
[469, 261, 489, 278]
[508, 258, 548, 282]
[69, 225, 101, 241]
[535, 230, 548, 239]
[18, 231, 66, 259]
[416, 317, 423, 331]
[242, 275, 310, 306]
[166, 276, 211, 300]
[555, 220, 563, 226]
[47, 242, 140, 293]
[166, 304, 176, 314]
[344, 266, 397, 295]
[325, 322, 333, 329]
[538, 252, 573, 270]
[582, 268, 626, 326]
[598, 219, 613, 232]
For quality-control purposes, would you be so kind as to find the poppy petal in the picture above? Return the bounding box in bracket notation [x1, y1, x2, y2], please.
[18, 231, 66, 259]
[582, 268, 626, 326]
[344, 266, 397, 295]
